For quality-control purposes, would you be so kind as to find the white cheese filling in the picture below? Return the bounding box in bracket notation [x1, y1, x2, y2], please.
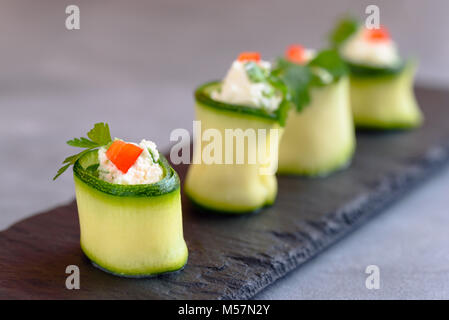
[340, 28, 400, 68]
[299, 47, 334, 85]
[211, 60, 282, 112]
[98, 139, 163, 185]
[303, 48, 317, 63]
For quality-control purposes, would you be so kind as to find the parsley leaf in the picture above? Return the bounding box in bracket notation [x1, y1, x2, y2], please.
[267, 71, 291, 126]
[274, 49, 348, 112]
[147, 148, 158, 164]
[245, 61, 268, 83]
[241, 61, 291, 125]
[53, 164, 71, 181]
[53, 122, 112, 180]
[274, 58, 312, 112]
[329, 17, 359, 48]
[66, 137, 99, 148]
[308, 49, 348, 86]
[87, 122, 112, 145]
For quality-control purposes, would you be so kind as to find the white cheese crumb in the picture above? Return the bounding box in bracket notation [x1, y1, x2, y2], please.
[211, 60, 282, 112]
[98, 139, 163, 185]
[303, 48, 317, 63]
[340, 28, 400, 68]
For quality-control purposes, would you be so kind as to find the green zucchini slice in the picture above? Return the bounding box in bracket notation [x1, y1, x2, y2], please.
[278, 76, 355, 176]
[349, 61, 423, 129]
[73, 150, 188, 277]
[195, 81, 289, 126]
[185, 82, 283, 214]
[346, 61, 405, 77]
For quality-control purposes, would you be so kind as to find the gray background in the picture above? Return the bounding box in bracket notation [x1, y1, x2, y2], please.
[1, 0, 448, 299]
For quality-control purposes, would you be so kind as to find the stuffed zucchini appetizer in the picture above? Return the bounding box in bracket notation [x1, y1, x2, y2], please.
[185, 52, 289, 214]
[276, 45, 355, 176]
[54, 123, 188, 277]
[330, 18, 423, 129]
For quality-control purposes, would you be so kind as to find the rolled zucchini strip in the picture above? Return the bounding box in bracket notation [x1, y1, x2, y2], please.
[349, 62, 423, 129]
[73, 150, 188, 277]
[278, 76, 355, 176]
[185, 82, 283, 214]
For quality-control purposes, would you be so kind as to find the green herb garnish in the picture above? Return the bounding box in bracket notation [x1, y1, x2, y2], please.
[242, 61, 290, 126]
[273, 59, 311, 112]
[245, 61, 269, 83]
[274, 49, 347, 112]
[329, 17, 359, 48]
[267, 70, 291, 126]
[309, 49, 348, 86]
[147, 148, 158, 164]
[261, 86, 275, 99]
[54, 122, 112, 180]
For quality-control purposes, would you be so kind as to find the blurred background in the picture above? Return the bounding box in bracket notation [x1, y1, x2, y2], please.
[1, 0, 448, 299]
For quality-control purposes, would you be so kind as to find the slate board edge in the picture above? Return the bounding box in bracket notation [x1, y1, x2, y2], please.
[222, 143, 449, 300]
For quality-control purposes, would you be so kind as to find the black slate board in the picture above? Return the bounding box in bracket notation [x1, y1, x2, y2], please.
[1, 87, 449, 300]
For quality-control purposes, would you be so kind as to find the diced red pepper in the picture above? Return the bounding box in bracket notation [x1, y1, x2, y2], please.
[285, 44, 306, 64]
[364, 26, 391, 42]
[237, 51, 261, 62]
[106, 140, 143, 174]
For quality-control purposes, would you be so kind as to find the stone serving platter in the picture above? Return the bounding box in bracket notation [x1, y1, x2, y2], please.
[1, 87, 449, 299]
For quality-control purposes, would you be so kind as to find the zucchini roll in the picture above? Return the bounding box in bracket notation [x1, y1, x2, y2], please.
[276, 46, 355, 176]
[330, 18, 423, 129]
[54, 123, 188, 277]
[184, 52, 289, 214]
